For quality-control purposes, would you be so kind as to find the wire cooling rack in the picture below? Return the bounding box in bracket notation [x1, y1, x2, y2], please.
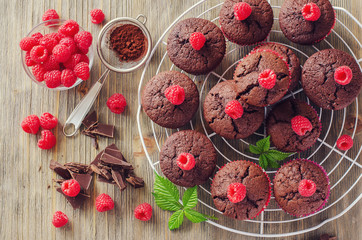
[136, 0, 362, 237]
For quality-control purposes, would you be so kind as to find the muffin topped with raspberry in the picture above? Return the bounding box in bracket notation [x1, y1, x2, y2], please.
[219, 0, 273, 45]
[279, 0, 335, 45]
[233, 49, 290, 107]
[167, 18, 226, 75]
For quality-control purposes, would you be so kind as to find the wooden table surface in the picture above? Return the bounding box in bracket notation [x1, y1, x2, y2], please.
[1, 0, 361, 239]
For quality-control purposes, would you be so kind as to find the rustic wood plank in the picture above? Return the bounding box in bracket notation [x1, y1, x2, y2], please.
[0, 0, 360, 239]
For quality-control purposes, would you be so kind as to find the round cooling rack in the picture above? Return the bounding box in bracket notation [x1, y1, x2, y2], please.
[137, 0, 362, 238]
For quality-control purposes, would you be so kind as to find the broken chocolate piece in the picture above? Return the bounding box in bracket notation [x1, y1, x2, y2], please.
[86, 123, 114, 138]
[56, 187, 89, 209]
[82, 111, 97, 128]
[97, 175, 116, 184]
[53, 178, 66, 185]
[104, 147, 125, 161]
[106, 143, 119, 150]
[126, 175, 145, 188]
[64, 162, 90, 174]
[111, 170, 127, 191]
[92, 137, 99, 149]
[49, 160, 72, 179]
[71, 173, 93, 191]
[99, 168, 112, 180]
[100, 153, 133, 169]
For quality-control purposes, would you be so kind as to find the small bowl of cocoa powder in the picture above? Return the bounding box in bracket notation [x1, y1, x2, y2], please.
[97, 14, 152, 73]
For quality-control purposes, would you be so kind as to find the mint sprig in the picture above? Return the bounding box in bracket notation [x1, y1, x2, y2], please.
[153, 171, 218, 230]
[249, 136, 293, 170]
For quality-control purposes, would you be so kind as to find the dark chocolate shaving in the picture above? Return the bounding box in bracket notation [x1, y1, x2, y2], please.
[50, 160, 72, 179]
[64, 162, 90, 174]
[111, 170, 127, 191]
[82, 111, 97, 128]
[126, 175, 145, 188]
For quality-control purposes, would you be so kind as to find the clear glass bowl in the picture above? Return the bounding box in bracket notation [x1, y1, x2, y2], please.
[21, 19, 94, 91]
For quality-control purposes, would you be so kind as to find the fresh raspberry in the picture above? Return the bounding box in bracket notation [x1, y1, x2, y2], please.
[77, 46, 89, 54]
[291, 115, 313, 136]
[32, 64, 46, 82]
[189, 32, 206, 51]
[21, 115, 40, 134]
[25, 51, 36, 67]
[19, 37, 39, 51]
[31, 32, 43, 40]
[63, 54, 82, 69]
[59, 37, 76, 54]
[30, 45, 48, 63]
[73, 62, 90, 80]
[95, 193, 114, 212]
[176, 153, 196, 170]
[58, 20, 79, 37]
[79, 54, 89, 64]
[42, 9, 60, 24]
[134, 203, 152, 221]
[225, 100, 244, 119]
[298, 179, 316, 197]
[61, 69, 77, 87]
[302, 3, 321, 21]
[106, 93, 127, 114]
[52, 211, 68, 228]
[43, 55, 60, 71]
[56, 32, 67, 41]
[258, 69, 276, 89]
[74, 31, 93, 49]
[52, 44, 72, 63]
[39, 112, 58, 129]
[39, 34, 59, 52]
[336, 135, 353, 151]
[38, 130, 56, 150]
[334, 66, 353, 85]
[61, 179, 81, 197]
[227, 182, 246, 203]
[44, 70, 62, 88]
[90, 9, 105, 24]
[164, 85, 185, 105]
[233, 2, 252, 21]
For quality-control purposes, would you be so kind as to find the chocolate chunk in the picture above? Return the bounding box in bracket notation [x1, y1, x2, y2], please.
[82, 111, 97, 128]
[97, 175, 116, 185]
[111, 170, 127, 191]
[104, 148, 125, 161]
[99, 168, 112, 180]
[100, 153, 133, 169]
[86, 123, 114, 138]
[126, 175, 145, 188]
[64, 162, 90, 174]
[92, 137, 99, 149]
[56, 188, 89, 209]
[53, 178, 66, 185]
[49, 160, 72, 179]
[71, 173, 93, 191]
[106, 143, 119, 150]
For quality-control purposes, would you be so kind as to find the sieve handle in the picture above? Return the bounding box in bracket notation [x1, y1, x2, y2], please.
[63, 69, 110, 137]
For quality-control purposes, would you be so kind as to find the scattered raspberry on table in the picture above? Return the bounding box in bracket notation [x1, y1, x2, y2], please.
[90, 9, 105, 24]
[39, 112, 58, 130]
[134, 203, 152, 221]
[52, 211, 68, 228]
[38, 130, 56, 150]
[336, 134, 353, 151]
[95, 193, 114, 212]
[21, 115, 40, 134]
[61, 179, 81, 197]
[42, 9, 59, 25]
[107, 93, 127, 114]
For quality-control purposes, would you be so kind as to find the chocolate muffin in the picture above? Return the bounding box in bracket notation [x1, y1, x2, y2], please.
[203, 81, 264, 139]
[254, 43, 301, 91]
[233, 49, 290, 107]
[167, 18, 226, 75]
[142, 71, 199, 128]
[273, 159, 330, 217]
[301, 49, 362, 110]
[219, 0, 273, 45]
[211, 160, 271, 220]
[279, 0, 335, 45]
[159, 130, 217, 187]
[266, 98, 321, 152]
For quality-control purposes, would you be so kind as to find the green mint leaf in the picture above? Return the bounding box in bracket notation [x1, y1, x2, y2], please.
[256, 136, 270, 153]
[182, 186, 198, 209]
[168, 210, 184, 230]
[249, 144, 262, 154]
[267, 149, 293, 161]
[259, 154, 268, 170]
[152, 192, 182, 211]
[154, 171, 180, 202]
[184, 209, 207, 223]
[264, 155, 280, 169]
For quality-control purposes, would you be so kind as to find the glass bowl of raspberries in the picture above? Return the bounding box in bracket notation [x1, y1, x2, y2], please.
[20, 19, 94, 90]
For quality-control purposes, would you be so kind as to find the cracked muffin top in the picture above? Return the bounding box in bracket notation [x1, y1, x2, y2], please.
[301, 49, 362, 110]
[167, 18, 226, 75]
[211, 160, 271, 220]
[203, 80, 264, 139]
[142, 71, 199, 128]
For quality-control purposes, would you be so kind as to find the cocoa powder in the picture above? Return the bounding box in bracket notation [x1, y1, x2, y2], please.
[109, 24, 147, 62]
